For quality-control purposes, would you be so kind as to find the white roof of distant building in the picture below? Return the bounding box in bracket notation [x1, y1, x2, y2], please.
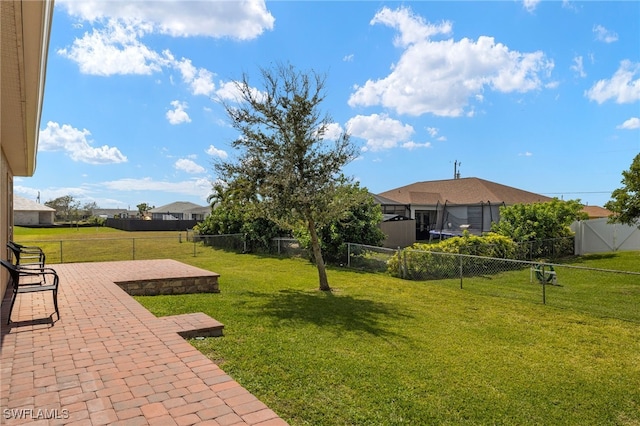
[13, 194, 55, 212]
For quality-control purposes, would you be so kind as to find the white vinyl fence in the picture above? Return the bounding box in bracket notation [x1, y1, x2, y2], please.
[572, 218, 640, 254]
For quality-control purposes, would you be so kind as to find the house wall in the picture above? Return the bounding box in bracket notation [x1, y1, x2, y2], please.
[1, 151, 14, 298]
[39, 211, 54, 224]
[15, 211, 40, 226]
[409, 203, 502, 238]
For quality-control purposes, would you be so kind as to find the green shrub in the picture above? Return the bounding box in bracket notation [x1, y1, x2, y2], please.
[388, 232, 517, 279]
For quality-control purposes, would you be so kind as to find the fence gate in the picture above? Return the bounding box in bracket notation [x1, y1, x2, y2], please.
[573, 218, 640, 254]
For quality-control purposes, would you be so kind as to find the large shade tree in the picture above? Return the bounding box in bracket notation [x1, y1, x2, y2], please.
[215, 64, 358, 291]
[605, 153, 640, 227]
[45, 195, 80, 222]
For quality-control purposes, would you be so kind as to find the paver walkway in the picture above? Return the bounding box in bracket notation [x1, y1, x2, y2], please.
[0, 260, 288, 425]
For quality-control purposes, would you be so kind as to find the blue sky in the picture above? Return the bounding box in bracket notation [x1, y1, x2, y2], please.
[16, 0, 640, 210]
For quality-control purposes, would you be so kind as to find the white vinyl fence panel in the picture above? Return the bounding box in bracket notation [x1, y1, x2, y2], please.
[572, 218, 640, 254]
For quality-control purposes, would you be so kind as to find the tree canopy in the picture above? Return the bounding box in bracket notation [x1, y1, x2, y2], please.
[45, 195, 80, 222]
[294, 182, 385, 263]
[196, 181, 285, 251]
[215, 64, 358, 291]
[604, 153, 640, 227]
[491, 198, 587, 242]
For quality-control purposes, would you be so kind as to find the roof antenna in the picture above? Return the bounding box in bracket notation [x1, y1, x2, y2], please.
[453, 160, 461, 179]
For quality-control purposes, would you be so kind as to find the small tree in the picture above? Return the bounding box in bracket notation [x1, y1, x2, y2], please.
[45, 195, 80, 223]
[82, 201, 98, 217]
[215, 63, 357, 291]
[136, 203, 154, 219]
[605, 153, 640, 227]
[294, 182, 385, 263]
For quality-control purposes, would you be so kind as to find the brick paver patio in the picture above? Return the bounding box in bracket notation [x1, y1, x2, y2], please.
[0, 260, 288, 425]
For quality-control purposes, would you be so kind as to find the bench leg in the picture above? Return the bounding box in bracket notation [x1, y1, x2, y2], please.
[7, 290, 17, 324]
[53, 289, 60, 320]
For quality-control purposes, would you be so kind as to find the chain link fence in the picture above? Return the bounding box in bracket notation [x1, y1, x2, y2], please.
[347, 244, 397, 272]
[190, 233, 246, 252]
[16, 235, 196, 263]
[347, 243, 640, 322]
[269, 237, 307, 257]
[16, 235, 639, 321]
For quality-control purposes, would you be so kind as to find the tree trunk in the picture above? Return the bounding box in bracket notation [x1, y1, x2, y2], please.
[307, 215, 330, 291]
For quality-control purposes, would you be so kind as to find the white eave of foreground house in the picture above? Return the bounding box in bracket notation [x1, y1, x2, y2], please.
[2, 0, 54, 177]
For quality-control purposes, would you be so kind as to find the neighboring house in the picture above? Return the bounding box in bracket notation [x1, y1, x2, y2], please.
[378, 177, 552, 241]
[581, 205, 612, 219]
[13, 195, 55, 226]
[150, 202, 210, 220]
[1, 0, 54, 298]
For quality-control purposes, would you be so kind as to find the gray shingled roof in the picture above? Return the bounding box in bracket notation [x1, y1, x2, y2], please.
[379, 177, 552, 206]
[150, 201, 208, 214]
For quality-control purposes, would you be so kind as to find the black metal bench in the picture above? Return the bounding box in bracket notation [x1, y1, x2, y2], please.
[1, 259, 60, 324]
[7, 241, 46, 269]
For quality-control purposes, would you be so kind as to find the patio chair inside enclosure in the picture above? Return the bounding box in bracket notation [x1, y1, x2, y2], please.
[1, 259, 60, 324]
[7, 241, 46, 268]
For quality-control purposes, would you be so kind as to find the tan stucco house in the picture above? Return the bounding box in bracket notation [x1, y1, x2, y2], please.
[378, 177, 552, 241]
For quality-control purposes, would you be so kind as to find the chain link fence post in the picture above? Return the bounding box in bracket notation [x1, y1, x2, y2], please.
[402, 248, 407, 280]
[459, 255, 463, 289]
[541, 263, 546, 305]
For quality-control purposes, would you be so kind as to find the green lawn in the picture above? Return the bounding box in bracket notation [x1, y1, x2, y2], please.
[13, 227, 640, 425]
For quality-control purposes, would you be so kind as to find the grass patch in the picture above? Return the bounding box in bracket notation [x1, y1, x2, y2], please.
[13, 227, 640, 425]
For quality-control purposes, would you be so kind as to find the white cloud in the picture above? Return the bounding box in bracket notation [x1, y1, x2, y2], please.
[593, 25, 619, 43]
[523, 0, 541, 13]
[57, 1, 271, 89]
[206, 145, 229, 159]
[39, 121, 128, 164]
[318, 122, 344, 141]
[426, 127, 447, 141]
[58, 0, 275, 40]
[586, 60, 640, 104]
[571, 56, 586, 78]
[57, 20, 167, 76]
[175, 158, 205, 174]
[370, 6, 452, 48]
[519, 151, 534, 157]
[214, 80, 266, 104]
[14, 184, 91, 204]
[343, 54, 354, 62]
[174, 57, 216, 96]
[166, 100, 191, 125]
[401, 141, 431, 150]
[617, 117, 640, 130]
[346, 114, 414, 151]
[102, 177, 212, 198]
[349, 7, 554, 117]
[214, 81, 242, 102]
